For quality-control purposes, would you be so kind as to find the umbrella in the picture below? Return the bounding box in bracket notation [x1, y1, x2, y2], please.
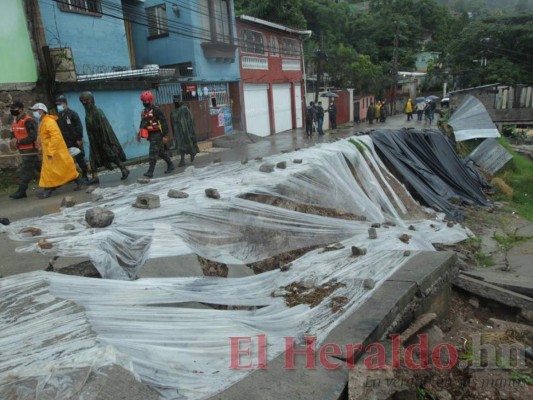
[426, 95, 439, 100]
[321, 91, 339, 98]
[415, 97, 426, 103]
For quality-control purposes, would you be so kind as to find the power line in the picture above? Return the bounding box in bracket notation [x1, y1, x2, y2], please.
[46, 0, 306, 57]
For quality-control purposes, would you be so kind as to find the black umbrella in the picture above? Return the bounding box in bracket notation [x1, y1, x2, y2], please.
[321, 91, 339, 98]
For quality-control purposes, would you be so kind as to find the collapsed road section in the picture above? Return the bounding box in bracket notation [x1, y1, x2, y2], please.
[1, 134, 488, 399]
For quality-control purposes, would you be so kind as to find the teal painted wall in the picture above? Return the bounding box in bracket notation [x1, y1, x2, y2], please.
[0, 0, 38, 84]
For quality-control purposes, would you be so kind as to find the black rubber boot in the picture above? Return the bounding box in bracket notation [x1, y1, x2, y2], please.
[190, 153, 195, 163]
[37, 188, 55, 199]
[164, 161, 175, 174]
[9, 185, 27, 200]
[144, 162, 155, 178]
[120, 168, 130, 180]
[81, 171, 90, 184]
[178, 153, 186, 167]
[87, 176, 100, 185]
[73, 176, 82, 191]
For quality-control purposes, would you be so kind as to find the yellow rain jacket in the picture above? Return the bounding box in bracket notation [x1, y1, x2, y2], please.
[405, 99, 413, 113]
[38, 114, 79, 188]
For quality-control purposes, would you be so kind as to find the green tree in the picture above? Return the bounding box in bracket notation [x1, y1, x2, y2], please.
[447, 14, 533, 86]
[234, 0, 306, 28]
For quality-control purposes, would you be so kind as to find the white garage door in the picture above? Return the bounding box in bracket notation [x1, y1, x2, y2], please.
[244, 84, 270, 137]
[272, 83, 292, 133]
[294, 83, 303, 128]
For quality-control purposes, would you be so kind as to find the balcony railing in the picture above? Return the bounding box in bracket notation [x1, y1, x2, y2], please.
[242, 56, 268, 70]
[282, 59, 301, 71]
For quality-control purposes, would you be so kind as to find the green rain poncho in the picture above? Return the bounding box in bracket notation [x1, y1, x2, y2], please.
[80, 92, 126, 171]
[170, 104, 200, 155]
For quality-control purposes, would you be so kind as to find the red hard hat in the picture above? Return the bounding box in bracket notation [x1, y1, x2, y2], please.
[140, 91, 154, 103]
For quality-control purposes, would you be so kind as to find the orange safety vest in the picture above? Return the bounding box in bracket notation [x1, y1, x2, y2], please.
[12, 114, 39, 150]
[141, 108, 162, 133]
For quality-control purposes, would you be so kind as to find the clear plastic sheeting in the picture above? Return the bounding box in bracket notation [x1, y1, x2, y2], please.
[4, 242, 431, 399]
[1, 138, 475, 399]
[448, 94, 501, 142]
[4, 138, 470, 279]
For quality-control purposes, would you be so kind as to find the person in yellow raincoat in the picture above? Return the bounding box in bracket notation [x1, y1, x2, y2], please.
[374, 101, 381, 123]
[405, 98, 413, 121]
[29, 103, 81, 199]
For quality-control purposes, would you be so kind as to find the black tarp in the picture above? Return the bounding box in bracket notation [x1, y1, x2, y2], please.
[371, 128, 490, 221]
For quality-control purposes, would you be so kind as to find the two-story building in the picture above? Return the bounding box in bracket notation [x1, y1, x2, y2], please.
[236, 15, 311, 137]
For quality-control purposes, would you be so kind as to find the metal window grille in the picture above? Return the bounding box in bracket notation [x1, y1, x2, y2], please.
[240, 29, 265, 55]
[56, 0, 102, 14]
[202, 82, 229, 106]
[281, 38, 300, 58]
[155, 83, 182, 105]
[146, 4, 169, 37]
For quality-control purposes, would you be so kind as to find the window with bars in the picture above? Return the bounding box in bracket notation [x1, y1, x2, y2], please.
[146, 4, 169, 39]
[270, 36, 279, 57]
[281, 38, 300, 58]
[240, 29, 265, 55]
[56, 0, 102, 15]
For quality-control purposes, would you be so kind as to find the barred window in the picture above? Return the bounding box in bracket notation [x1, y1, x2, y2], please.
[56, 0, 102, 15]
[240, 29, 265, 55]
[146, 4, 169, 39]
[281, 38, 300, 58]
[270, 36, 279, 57]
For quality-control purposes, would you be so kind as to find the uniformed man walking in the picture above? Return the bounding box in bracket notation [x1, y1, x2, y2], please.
[138, 91, 174, 178]
[8, 100, 40, 199]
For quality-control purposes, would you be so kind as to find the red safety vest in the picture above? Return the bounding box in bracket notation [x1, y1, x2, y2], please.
[12, 114, 39, 150]
[141, 108, 162, 133]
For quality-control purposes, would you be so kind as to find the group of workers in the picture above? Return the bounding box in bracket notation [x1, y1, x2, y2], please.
[8, 91, 198, 200]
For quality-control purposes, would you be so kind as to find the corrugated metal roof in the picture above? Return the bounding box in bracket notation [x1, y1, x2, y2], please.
[467, 138, 513, 175]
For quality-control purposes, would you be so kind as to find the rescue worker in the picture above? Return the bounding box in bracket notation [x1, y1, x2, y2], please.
[79, 91, 129, 184]
[55, 95, 89, 183]
[8, 100, 40, 199]
[29, 103, 82, 199]
[170, 95, 199, 167]
[138, 91, 174, 178]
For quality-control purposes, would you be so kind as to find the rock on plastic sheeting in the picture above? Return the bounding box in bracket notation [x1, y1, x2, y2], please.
[371, 129, 490, 221]
[1, 138, 475, 399]
[448, 94, 501, 142]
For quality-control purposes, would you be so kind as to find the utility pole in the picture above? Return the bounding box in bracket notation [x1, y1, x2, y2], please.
[390, 21, 399, 115]
[314, 34, 325, 103]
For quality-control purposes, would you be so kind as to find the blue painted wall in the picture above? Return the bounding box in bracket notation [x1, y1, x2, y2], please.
[38, 0, 131, 74]
[128, 0, 195, 68]
[130, 0, 239, 81]
[60, 91, 148, 160]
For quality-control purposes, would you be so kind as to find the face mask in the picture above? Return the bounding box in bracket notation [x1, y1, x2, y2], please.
[57, 105, 65, 113]
[143, 102, 151, 108]
[10, 109, 20, 116]
[33, 111, 41, 120]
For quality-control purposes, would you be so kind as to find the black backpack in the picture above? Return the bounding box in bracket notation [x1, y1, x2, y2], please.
[306, 106, 315, 119]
